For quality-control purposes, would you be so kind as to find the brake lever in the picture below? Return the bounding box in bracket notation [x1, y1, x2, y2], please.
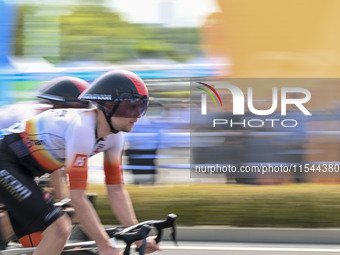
[115, 225, 151, 255]
[154, 214, 177, 245]
[171, 223, 178, 246]
[136, 238, 147, 255]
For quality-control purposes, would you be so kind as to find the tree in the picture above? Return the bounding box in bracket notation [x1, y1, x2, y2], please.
[14, 2, 202, 64]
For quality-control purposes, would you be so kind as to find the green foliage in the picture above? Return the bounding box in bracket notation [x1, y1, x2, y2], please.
[88, 183, 340, 228]
[59, 6, 200, 63]
[13, 3, 201, 63]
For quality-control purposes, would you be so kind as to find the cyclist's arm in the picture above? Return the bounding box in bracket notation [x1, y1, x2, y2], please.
[104, 146, 160, 253]
[67, 162, 121, 254]
[107, 183, 138, 226]
[103, 141, 138, 226]
[103, 140, 139, 228]
[67, 157, 113, 251]
[70, 189, 119, 254]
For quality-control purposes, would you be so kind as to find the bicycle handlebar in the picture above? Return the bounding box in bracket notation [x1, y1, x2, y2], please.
[133, 213, 177, 244]
[55, 200, 177, 255]
[105, 213, 178, 255]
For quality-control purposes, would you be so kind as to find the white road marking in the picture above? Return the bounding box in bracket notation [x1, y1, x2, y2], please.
[158, 245, 340, 253]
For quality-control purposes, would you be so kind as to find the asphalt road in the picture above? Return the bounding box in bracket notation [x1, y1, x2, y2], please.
[144, 241, 340, 255]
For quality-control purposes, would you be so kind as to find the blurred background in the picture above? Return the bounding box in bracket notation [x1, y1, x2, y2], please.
[0, 0, 222, 185]
[2, 0, 340, 187]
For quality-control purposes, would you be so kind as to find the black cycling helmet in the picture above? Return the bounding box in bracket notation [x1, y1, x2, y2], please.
[79, 70, 149, 133]
[37, 76, 90, 104]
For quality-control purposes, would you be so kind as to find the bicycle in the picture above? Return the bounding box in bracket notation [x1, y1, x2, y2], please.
[0, 199, 178, 255]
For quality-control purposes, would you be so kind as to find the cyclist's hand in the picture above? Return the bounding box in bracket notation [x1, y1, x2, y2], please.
[136, 236, 161, 254]
[98, 246, 121, 255]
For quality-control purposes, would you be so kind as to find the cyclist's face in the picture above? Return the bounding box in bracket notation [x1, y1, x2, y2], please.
[110, 116, 140, 132]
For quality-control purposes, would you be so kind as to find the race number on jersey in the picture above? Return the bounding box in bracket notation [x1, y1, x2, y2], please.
[72, 154, 88, 168]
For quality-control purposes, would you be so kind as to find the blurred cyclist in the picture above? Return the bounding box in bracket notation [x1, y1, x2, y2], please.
[0, 76, 90, 201]
[0, 70, 160, 255]
[0, 76, 90, 129]
[35, 76, 91, 200]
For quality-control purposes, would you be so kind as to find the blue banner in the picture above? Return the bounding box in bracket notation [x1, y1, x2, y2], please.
[0, 0, 15, 105]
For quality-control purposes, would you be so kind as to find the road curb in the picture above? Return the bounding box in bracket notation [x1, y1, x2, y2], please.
[160, 226, 340, 244]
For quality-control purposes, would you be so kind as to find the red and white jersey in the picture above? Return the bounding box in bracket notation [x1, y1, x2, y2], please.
[3, 108, 124, 190]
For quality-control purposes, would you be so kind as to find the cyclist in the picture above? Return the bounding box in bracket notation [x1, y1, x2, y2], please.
[0, 70, 160, 255]
[0, 76, 90, 130]
[0, 76, 90, 202]
[0, 76, 90, 248]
